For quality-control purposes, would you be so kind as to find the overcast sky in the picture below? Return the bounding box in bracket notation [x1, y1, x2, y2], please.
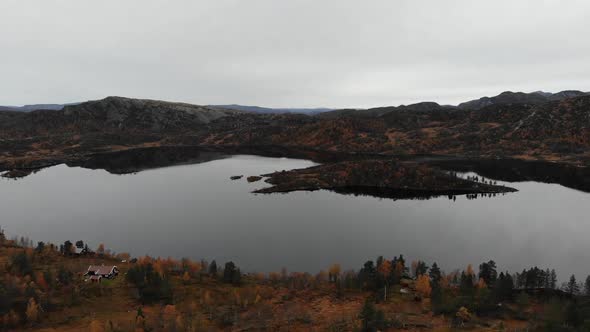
[1, 0, 589, 108]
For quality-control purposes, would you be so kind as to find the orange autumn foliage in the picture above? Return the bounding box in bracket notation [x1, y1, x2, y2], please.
[395, 261, 404, 275]
[416, 274, 432, 298]
[328, 264, 341, 282]
[477, 277, 487, 289]
[36, 272, 48, 291]
[25, 297, 39, 323]
[89, 319, 104, 332]
[378, 260, 392, 278]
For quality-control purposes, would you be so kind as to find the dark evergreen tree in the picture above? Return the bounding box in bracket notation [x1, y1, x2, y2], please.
[459, 271, 474, 297]
[223, 261, 241, 285]
[376, 256, 384, 269]
[57, 265, 74, 285]
[415, 261, 429, 278]
[9, 252, 32, 276]
[63, 240, 73, 255]
[82, 244, 90, 255]
[544, 268, 551, 289]
[209, 260, 218, 276]
[494, 272, 514, 302]
[359, 299, 386, 332]
[126, 263, 173, 304]
[397, 255, 408, 276]
[429, 262, 442, 284]
[35, 242, 45, 253]
[584, 275, 590, 296]
[358, 261, 377, 291]
[478, 260, 498, 286]
[431, 282, 443, 308]
[566, 275, 579, 295]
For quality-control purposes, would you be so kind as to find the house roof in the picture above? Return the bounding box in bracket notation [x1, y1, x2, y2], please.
[87, 265, 117, 275]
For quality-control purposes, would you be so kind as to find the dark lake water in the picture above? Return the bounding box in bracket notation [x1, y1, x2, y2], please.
[1, 154, 589, 281]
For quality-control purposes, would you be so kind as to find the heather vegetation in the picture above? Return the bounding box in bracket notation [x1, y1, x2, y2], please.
[0, 228, 589, 331]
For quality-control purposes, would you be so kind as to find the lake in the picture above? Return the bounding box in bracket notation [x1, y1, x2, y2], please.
[1, 154, 589, 281]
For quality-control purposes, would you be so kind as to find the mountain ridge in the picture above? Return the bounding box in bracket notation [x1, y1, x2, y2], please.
[3, 89, 587, 115]
[457, 90, 589, 110]
[1, 92, 590, 173]
[209, 104, 333, 115]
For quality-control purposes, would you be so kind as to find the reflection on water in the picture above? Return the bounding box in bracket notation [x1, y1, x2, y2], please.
[433, 158, 590, 193]
[67, 146, 230, 174]
[1, 154, 589, 282]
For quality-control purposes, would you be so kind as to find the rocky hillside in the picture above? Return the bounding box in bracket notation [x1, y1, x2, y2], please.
[199, 94, 590, 163]
[0, 96, 241, 138]
[1, 92, 590, 172]
[457, 90, 588, 110]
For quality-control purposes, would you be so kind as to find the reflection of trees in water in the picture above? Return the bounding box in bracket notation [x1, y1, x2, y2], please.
[434, 159, 590, 193]
[330, 187, 507, 202]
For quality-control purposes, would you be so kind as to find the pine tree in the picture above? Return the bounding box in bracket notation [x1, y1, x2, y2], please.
[544, 269, 551, 289]
[478, 260, 498, 286]
[460, 270, 475, 296]
[359, 299, 376, 331]
[498, 272, 514, 301]
[566, 275, 580, 295]
[209, 260, 217, 276]
[223, 261, 241, 285]
[358, 299, 385, 331]
[429, 262, 442, 284]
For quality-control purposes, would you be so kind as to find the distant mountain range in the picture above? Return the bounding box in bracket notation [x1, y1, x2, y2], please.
[2, 90, 590, 177]
[209, 104, 333, 115]
[0, 102, 332, 115]
[0, 103, 77, 112]
[3, 90, 587, 115]
[318, 90, 589, 118]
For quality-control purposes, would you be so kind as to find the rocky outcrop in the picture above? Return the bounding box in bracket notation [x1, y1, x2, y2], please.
[247, 176, 262, 183]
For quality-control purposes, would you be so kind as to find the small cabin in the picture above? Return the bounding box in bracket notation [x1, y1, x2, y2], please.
[85, 265, 119, 280]
[88, 275, 102, 283]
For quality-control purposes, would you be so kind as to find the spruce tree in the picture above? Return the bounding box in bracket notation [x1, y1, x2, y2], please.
[209, 260, 218, 276]
[566, 275, 579, 295]
[584, 275, 590, 296]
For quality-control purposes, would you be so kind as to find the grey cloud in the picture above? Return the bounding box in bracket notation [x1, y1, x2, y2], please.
[1, 0, 589, 107]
